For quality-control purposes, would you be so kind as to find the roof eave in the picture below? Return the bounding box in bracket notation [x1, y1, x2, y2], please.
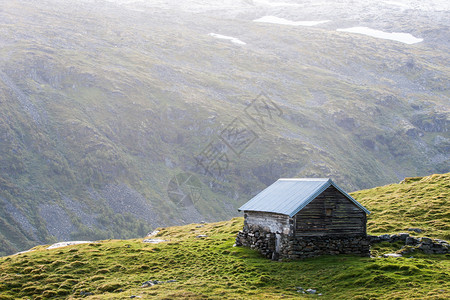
[237, 209, 290, 216]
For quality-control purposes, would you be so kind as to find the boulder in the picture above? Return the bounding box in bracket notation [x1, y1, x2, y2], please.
[379, 234, 391, 241]
[405, 236, 419, 246]
[420, 237, 433, 244]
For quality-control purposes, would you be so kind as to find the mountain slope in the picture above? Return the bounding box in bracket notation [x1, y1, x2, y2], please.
[0, 173, 449, 299]
[0, 0, 449, 255]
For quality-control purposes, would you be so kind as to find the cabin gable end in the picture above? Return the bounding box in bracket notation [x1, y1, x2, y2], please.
[294, 185, 367, 237]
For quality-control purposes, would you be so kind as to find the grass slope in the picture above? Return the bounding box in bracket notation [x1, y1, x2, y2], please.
[354, 173, 450, 240]
[0, 173, 449, 299]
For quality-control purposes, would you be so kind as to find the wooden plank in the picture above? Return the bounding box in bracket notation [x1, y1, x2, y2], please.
[293, 185, 366, 236]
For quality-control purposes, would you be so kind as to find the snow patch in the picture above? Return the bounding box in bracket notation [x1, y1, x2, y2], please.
[208, 33, 246, 45]
[381, 0, 449, 11]
[146, 230, 160, 237]
[13, 249, 35, 255]
[337, 27, 423, 44]
[47, 241, 94, 250]
[253, 16, 330, 26]
[142, 238, 167, 244]
[382, 1, 410, 9]
[252, 0, 303, 7]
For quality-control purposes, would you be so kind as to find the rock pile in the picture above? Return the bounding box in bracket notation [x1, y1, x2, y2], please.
[296, 287, 321, 294]
[141, 279, 177, 288]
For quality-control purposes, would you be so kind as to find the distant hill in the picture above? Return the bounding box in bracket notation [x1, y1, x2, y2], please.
[0, 0, 449, 256]
[0, 172, 449, 299]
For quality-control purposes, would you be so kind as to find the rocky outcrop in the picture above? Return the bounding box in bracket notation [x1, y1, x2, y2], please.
[411, 112, 448, 133]
[368, 233, 449, 255]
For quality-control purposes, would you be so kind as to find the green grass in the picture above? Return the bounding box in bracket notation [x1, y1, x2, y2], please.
[353, 173, 450, 240]
[0, 218, 448, 299]
[0, 173, 449, 299]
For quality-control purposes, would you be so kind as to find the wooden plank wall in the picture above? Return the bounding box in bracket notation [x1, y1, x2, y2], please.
[294, 186, 366, 237]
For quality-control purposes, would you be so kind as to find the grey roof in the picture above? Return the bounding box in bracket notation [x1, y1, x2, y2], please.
[238, 178, 370, 217]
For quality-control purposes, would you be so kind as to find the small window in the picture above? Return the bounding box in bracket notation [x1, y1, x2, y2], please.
[326, 208, 333, 216]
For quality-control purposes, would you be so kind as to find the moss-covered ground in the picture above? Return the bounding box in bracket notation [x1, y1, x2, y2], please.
[0, 173, 449, 299]
[354, 173, 450, 240]
[0, 218, 448, 299]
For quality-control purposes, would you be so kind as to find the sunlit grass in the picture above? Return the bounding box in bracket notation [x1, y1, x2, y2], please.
[1, 174, 449, 300]
[353, 173, 450, 240]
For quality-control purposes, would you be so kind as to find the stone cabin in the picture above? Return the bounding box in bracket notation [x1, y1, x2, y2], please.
[235, 178, 371, 260]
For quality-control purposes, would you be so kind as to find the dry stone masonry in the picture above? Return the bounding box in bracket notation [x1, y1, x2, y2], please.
[235, 227, 449, 260]
[368, 233, 449, 255]
[235, 224, 370, 260]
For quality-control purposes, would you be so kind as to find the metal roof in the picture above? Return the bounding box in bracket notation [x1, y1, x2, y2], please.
[238, 178, 370, 217]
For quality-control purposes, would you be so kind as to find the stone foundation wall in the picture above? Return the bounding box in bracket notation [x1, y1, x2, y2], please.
[279, 235, 370, 260]
[235, 228, 450, 260]
[235, 225, 370, 260]
[235, 225, 277, 259]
